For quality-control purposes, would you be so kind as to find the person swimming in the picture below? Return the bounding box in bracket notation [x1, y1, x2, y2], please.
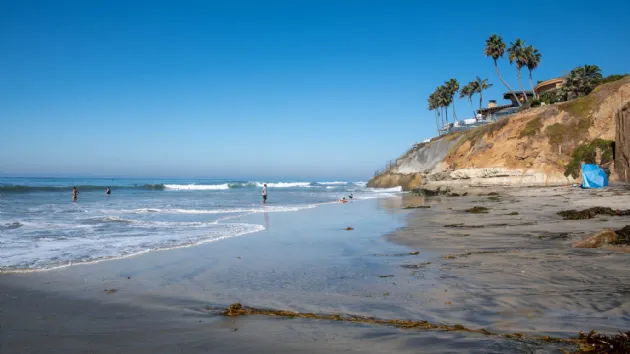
[72, 186, 79, 202]
[339, 197, 348, 203]
[106, 187, 111, 195]
[348, 193, 353, 199]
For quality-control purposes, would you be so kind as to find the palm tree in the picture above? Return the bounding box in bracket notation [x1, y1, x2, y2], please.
[560, 64, 603, 100]
[474, 76, 493, 113]
[507, 38, 528, 102]
[436, 85, 449, 126]
[524, 46, 542, 98]
[428, 92, 440, 133]
[446, 78, 459, 122]
[485, 34, 521, 106]
[460, 83, 477, 118]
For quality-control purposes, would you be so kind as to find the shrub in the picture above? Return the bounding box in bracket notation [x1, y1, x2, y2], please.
[599, 74, 629, 85]
[519, 117, 543, 138]
[564, 139, 614, 178]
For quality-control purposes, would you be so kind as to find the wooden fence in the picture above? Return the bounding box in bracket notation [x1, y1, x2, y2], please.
[373, 159, 400, 177]
[614, 101, 630, 182]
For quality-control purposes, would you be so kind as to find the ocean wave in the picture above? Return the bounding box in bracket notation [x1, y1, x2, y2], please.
[314, 181, 348, 186]
[0, 184, 166, 193]
[0, 222, 23, 231]
[251, 182, 312, 188]
[83, 216, 134, 224]
[0, 222, 264, 271]
[368, 186, 403, 193]
[0, 181, 372, 193]
[134, 205, 319, 214]
[163, 184, 230, 190]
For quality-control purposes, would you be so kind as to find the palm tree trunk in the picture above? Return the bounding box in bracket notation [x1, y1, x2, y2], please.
[452, 102, 457, 122]
[434, 110, 440, 134]
[469, 97, 475, 118]
[479, 92, 483, 118]
[445, 106, 449, 125]
[529, 70, 536, 99]
[517, 68, 528, 102]
[494, 60, 521, 107]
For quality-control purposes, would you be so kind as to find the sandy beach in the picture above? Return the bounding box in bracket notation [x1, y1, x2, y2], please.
[2, 187, 630, 353]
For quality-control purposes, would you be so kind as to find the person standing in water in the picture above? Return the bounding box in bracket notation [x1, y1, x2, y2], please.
[72, 186, 79, 202]
[106, 187, 111, 195]
[262, 184, 268, 203]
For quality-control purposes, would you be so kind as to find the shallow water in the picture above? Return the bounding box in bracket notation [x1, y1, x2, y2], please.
[0, 177, 400, 270]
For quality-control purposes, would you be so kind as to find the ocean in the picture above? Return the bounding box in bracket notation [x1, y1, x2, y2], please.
[0, 177, 402, 271]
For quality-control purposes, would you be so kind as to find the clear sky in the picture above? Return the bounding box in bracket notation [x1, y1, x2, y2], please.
[1, 0, 629, 180]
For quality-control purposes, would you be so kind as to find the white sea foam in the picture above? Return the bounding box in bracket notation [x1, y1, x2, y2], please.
[149, 205, 318, 214]
[316, 181, 348, 185]
[251, 182, 311, 188]
[0, 222, 264, 272]
[164, 184, 230, 190]
[369, 186, 403, 193]
[353, 181, 368, 187]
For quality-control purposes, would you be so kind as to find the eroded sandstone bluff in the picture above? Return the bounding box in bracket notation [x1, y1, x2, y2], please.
[368, 77, 630, 191]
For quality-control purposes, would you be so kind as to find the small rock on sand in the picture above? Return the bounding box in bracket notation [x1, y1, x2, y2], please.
[573, 230, 619, 248]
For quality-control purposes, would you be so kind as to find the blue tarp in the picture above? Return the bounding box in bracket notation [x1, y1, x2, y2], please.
[581, 164, 609, 189]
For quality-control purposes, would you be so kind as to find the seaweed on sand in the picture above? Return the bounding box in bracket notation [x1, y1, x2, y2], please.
[400, 262, 431, 269]
[465, 206, 490, 213]
[403, 205, 431, 209]
[373, 251, 420, 256]
[610, 225, 630, 245]
[220, 303, 623, 349]
[444, 223, 487, 228]
[570, 330, 630, 353]
[557, 207, 630, 220]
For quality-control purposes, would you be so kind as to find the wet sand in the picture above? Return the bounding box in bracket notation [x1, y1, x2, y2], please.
[387, 185, 630, 336]
[1, 188, 629, 353]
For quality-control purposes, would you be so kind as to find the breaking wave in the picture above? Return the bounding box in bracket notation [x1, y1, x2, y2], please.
[0, 184, 166, 193]
[163, 184, 230, 190]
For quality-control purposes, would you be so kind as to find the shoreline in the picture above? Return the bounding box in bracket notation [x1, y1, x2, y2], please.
[2, 188, 629, 353]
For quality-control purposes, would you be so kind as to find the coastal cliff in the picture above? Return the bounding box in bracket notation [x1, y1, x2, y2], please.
[369, 77, 630, 191]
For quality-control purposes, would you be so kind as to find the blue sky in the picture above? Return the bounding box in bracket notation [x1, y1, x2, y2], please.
[1, 0, 629, 180]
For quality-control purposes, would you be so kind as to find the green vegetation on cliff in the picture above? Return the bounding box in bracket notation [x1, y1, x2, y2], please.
[564, 139, 614, 178]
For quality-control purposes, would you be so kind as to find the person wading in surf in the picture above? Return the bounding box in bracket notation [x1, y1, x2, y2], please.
[262, 184, 268, 203]
[72, 186, 79, 202]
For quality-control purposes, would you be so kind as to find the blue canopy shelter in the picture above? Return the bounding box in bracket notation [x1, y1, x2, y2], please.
[581, 164, 609, 189]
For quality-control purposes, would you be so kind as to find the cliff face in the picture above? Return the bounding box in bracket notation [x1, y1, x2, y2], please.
[369, 77, 630, 191]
